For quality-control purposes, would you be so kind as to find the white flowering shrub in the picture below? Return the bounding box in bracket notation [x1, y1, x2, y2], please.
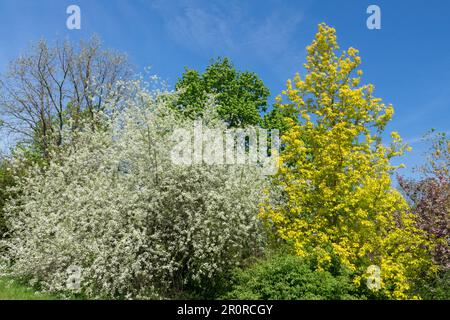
[1, 84, 266, 299]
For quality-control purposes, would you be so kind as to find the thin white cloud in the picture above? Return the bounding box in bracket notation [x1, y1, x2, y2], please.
[147, 0, 303, 64]
[398, 79, 450, 126]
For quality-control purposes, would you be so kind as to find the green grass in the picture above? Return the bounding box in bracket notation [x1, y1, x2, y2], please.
[0, 277, 57, 300]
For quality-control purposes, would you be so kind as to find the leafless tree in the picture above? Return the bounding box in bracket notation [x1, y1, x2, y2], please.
[0, 36, 133, 157]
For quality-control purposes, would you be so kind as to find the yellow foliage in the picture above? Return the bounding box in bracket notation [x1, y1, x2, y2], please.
[260, 23, 436, 299]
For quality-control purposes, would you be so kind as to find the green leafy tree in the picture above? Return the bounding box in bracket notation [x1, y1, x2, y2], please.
[175, 57, 270, 127]
[263, 107, 299, 134]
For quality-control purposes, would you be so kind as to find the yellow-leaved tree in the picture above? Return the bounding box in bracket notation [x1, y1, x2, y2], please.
[260, 23, 436, 299]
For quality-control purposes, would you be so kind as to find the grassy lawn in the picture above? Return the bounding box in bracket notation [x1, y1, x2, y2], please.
[0, 277, 57, 300]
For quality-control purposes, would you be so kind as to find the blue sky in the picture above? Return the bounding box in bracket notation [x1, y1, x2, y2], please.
[0, 0, 449, 176]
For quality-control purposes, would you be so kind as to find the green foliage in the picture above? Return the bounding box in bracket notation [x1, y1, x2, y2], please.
[262, 107, 299, 134]
[223, 254, 368, 300]
[413, 270, 450, 300]
[175, 57, 270, 127]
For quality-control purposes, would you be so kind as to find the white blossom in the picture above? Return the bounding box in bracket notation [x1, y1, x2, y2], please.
[1, 83, 266, 299]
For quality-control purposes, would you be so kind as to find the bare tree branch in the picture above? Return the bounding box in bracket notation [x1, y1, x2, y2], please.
[0, 36, 133, 157]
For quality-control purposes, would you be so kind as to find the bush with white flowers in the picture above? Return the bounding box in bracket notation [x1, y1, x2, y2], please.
[1, 85, 266, 299]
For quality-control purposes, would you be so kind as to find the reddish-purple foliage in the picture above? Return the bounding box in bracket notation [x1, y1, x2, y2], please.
[398, 174, 450, 270]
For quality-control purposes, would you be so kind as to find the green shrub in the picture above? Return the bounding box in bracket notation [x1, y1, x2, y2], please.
[223, 254, 368, 300]
[414, 269, 450, 300]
